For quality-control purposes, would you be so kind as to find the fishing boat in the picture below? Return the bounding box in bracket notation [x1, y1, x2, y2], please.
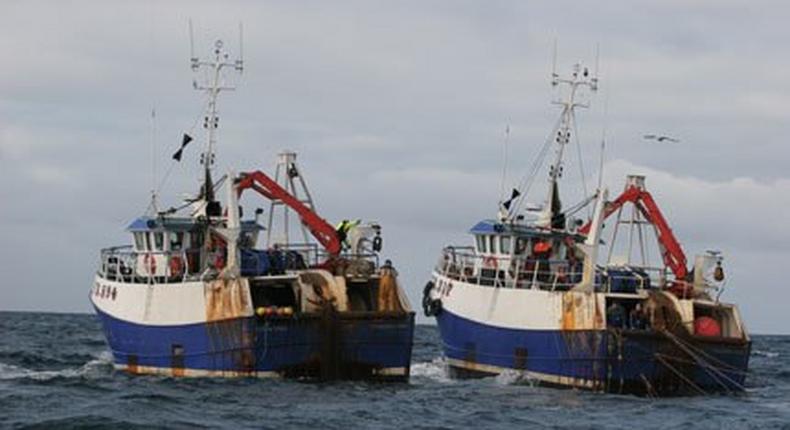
[423, 62, 750, 395]
[91, 39, 414, 381]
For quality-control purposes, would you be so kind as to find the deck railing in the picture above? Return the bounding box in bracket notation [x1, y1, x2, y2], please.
[274, 242, 382, 272]
[98, 243, 384, 285]
[98, 246, 201, 284]
[435, 246, 661, 293]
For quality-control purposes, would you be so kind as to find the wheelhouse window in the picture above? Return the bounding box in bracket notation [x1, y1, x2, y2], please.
[476, 235, 486, 253]
[515, 237, 529, 255]
[501, 236, 511, 254]
[190, 231, 203, 249]
[144, 232, 152, 251]
[154, 232, 164, 251]
[170, 232, 184, 251]
[239, 232, 255, 249]
[133, 232, 145, 251]
[489, 235, 497, 254]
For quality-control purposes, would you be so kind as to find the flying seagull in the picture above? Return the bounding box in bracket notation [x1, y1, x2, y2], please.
[643, 134, 680, 143]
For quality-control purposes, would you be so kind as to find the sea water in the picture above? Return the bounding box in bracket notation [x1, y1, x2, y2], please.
[1, 312, 788, 429]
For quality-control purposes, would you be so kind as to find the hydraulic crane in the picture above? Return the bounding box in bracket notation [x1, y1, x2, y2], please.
[235, 171, 342, 256]
[579, 176, 688, 281]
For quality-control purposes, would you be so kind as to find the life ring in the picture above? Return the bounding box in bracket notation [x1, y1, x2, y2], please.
[213, 254, 226, 270]
[143, 253, 157, 275]
[556, 265, 568, 285]
[169, 255, 184, 277]
[426, 299, 443, 317]
[483, 256, 498, 269]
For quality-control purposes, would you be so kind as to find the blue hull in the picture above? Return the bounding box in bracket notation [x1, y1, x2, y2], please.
[95, 307, 415, 381]
[437, 309, 750, 395]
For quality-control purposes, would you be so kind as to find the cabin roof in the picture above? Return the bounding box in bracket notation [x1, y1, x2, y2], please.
[469, 219, 583, 241]
[127, 216, 264, 232]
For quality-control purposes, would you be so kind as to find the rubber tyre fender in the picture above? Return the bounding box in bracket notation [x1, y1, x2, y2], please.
[428, 299, 443, 317]
[422, 281, 435, 316]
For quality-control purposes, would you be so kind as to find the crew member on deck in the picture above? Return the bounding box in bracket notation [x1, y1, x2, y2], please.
[378, 259, 401, 312]
[607, 301, 626, 328]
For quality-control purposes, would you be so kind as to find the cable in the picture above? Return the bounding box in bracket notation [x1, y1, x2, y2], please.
[570, 109, 590, 218]
[511, 114, 564, 215]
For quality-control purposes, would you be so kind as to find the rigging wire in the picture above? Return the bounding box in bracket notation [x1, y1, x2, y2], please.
[597, 86, 609, 192]
[159, 173, 229, 216]
[498, 124, 511, 205]
[510, 114, 564, 215]
[153, 95, 212, 196]
[570, 109, 590, 218]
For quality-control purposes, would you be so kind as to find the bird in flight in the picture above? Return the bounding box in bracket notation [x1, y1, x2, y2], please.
[643, 134, 680, 143]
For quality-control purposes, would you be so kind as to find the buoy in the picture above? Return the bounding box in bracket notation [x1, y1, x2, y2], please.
[255, 307, 266, 317]
[694, 316, 721, 337]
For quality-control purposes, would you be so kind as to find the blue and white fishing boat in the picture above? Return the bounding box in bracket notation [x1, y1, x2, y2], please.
[91, 38, 414, 381]
[423, 62, 750, 395]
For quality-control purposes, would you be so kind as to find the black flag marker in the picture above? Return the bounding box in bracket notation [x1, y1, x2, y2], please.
[502, 188, 521, 210]
[172, 133, 193, 161]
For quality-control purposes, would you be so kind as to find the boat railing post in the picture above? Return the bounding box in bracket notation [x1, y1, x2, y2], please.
[181, 250, 188, 282]
[513, 256, 521, 289]
[115, 251, 121, 281]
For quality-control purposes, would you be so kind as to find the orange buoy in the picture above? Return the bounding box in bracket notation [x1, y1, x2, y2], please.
[694, 316, 721, 337]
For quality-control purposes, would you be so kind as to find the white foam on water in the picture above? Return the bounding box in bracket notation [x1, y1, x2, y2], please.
[494, 369, 538, 387]
[0, 350, 114, 381]
[753, 350, 779, 358]
[410, 357, 453, 383]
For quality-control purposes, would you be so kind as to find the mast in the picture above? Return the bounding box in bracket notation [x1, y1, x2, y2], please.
[538, 61, 598, 229]
[190, 35, 243, 211]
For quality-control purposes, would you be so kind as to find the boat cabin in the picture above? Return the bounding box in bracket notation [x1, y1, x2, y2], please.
[435, 219, 660, 295]
[441, 219, 585, 290]
[100, 215, 265, 282]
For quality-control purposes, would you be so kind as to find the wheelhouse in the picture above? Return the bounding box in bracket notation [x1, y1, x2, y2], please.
[438, 219, 587, 290]
[99, 216, 265, 283]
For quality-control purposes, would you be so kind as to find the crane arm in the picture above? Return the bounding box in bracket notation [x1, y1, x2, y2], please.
[235, 171, 342, 256]
[579, 184, 688, 279]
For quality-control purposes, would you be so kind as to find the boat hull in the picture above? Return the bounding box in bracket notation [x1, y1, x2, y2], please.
[94, 307, 414, 380]
[437, 308, 750, 395]
[91, 276, 414, 381]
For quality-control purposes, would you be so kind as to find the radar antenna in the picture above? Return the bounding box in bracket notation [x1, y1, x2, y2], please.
[189, 24, 244, 207]
[538, 57, 599, 229]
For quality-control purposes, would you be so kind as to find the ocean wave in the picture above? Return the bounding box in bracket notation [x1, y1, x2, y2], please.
[753, 350, 780, 358]
[0, 351, 113, 381]
[494, 369, 539, 387]
[410, 357, 453, 383]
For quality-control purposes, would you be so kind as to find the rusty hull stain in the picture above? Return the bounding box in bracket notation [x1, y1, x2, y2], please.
[561, 292, 605, 331]
[205, 278, 253, 322]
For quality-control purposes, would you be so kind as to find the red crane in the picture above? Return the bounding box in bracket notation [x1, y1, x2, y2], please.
[579, 177, 688, 280]
[235, 171, 342, 256]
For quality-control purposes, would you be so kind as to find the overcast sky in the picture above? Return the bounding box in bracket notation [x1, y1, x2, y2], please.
[1, 1, 788, 333]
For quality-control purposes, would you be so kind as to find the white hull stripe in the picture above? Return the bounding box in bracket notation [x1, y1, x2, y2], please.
[113, 364, 408, 378]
